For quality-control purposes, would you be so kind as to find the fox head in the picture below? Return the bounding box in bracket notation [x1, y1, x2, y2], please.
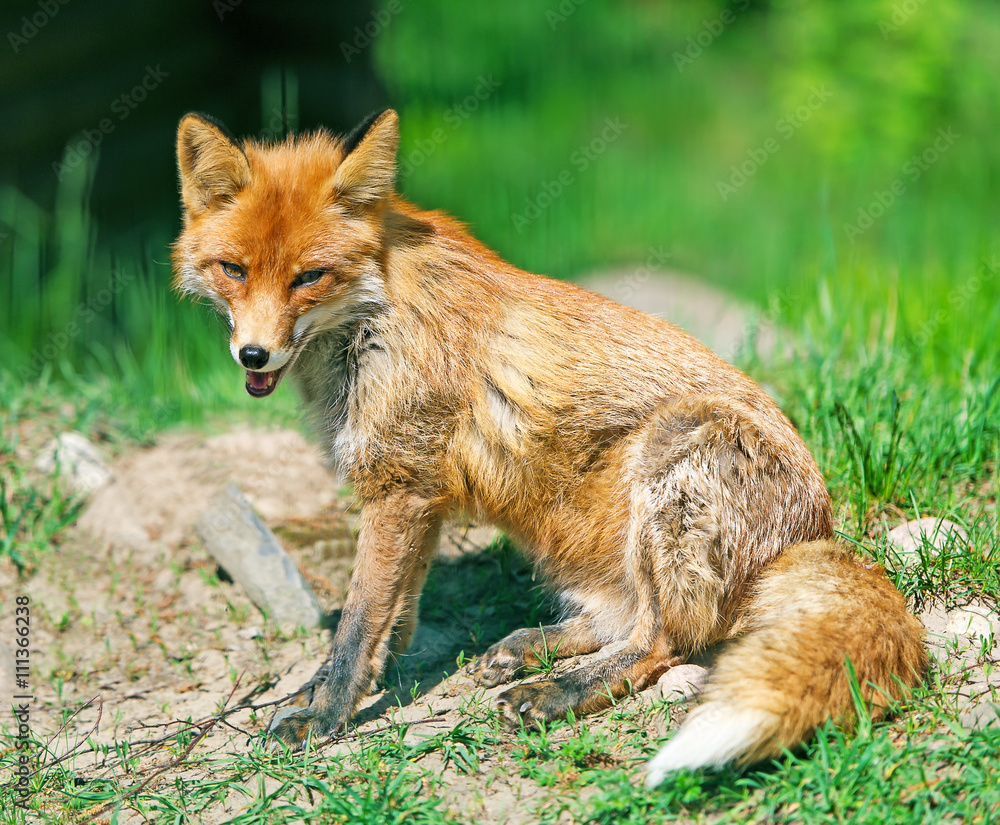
[171, 109, 399, 397]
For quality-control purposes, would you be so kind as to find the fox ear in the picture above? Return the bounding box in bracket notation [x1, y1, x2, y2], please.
[176, 113, 251, 219]
[333, 109, 399, 206]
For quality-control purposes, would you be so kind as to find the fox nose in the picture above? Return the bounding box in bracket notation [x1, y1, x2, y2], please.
[239, 345, 270, 370]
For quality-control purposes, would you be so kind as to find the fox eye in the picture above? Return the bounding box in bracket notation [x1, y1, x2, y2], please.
[220, 261, 245, 280]
[291, 270, 325, 289]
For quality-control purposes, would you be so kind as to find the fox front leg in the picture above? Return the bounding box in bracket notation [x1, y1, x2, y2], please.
[269, 491, 442, 748]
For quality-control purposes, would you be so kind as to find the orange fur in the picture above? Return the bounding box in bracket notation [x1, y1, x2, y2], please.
[171, 110, 925, 777]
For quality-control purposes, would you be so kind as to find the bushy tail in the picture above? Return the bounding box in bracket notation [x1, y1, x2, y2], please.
[646, 539, 926, 787]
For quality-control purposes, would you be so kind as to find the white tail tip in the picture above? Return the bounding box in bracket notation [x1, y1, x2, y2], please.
[645, 704, 777, 788]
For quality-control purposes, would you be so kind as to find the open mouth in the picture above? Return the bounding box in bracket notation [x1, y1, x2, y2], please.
[244, 365, 287, 398]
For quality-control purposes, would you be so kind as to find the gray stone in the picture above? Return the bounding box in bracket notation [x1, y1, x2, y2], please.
[195, 485, 323, 629]
[78, 427, 337, 552]
[655, 664, 708, 702]
[35, 432, 111, 495]
[577, 269, 784, 363]
[887, 518, 968, 566]
[921, 602, 999, 658]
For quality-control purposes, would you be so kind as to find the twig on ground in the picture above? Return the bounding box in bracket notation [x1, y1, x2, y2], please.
[77, 677, 243, 824]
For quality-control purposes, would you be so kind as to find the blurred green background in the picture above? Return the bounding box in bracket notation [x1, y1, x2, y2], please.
[1, 0, 998, 424]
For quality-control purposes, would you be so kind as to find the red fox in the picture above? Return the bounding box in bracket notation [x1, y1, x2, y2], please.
[171, 109, 926, 783]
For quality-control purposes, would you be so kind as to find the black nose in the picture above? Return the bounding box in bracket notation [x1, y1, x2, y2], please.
[239, 345, 270, 370]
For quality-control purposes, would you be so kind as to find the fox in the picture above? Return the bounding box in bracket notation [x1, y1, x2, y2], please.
[171, 108, 926, 783]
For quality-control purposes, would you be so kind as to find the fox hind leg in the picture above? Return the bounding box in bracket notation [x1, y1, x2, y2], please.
[472, 617, 604, 688]
[491, 395, 819, 727]
[490, 551, 679, 725]
[495, 642, 677, 726]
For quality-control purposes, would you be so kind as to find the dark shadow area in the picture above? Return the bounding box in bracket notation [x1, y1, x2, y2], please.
[302, 537, 560, 721]
[1, 0, 385, 232]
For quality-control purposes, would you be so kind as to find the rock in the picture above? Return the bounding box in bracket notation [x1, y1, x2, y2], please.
[78, 427, 337, 552]
[195, 485, 323, 629]
[35, 432, 111, 495]
[921, 602, 999, 658]
[655, 664, 708, 702]
[577, 269, 784, 363]
[887, 518, 968, 566]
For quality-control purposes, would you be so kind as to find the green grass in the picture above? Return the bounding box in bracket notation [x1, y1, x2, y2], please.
[546, 721, 1000, 824]
[0, 459, 80, 574]
[6, 668, 1000, 824]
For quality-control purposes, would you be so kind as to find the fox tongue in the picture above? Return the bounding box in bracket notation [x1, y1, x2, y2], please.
[247, 370, 272, 391]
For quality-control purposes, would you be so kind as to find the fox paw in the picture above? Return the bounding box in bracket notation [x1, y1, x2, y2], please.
[495, 680, 577, 727]
[471, 641, 529, 688]
[268, 707, 333, 750]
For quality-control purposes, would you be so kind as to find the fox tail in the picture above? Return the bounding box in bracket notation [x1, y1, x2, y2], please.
[645, 539, 926, 787]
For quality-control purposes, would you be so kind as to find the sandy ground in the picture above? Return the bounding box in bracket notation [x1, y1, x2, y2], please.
[3, 423, 685, 822]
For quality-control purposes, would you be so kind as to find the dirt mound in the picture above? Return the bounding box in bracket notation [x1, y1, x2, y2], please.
[78, 426, 340, 553]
